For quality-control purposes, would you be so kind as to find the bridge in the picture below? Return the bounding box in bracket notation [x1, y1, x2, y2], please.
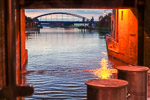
[33, 12, 98, 27]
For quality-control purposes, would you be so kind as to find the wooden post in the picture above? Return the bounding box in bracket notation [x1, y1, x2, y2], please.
[0, 0, 33, 99]
[137, 0, 145, 66]
[0, 0, 6, 88]
[5, 0, 17, 99]
[20, 9, 27, 69]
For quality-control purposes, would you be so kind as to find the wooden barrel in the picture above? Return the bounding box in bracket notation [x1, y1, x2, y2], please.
[85, 79, 128, 100]
[116, 66, 149, 100]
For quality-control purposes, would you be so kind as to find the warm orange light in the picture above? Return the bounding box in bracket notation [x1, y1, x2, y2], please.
[93, 58, 117, 79]
[101, 51, 107, 55]
[35, 32, 38, 39]
[104, 11, 106, 15]
[85, 52, 117, 79]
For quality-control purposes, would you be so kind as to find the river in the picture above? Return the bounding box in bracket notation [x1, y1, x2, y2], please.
[25, 27, 118, 100]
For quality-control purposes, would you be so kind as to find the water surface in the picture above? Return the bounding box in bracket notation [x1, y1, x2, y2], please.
[25, 28, 112, 100]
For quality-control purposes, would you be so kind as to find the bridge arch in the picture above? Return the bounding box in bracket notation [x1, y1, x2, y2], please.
[33, 12, 90, 21]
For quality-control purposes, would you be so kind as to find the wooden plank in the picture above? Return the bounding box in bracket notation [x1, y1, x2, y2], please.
[22, 0, 136, 9]
[0, 0, 6, 88]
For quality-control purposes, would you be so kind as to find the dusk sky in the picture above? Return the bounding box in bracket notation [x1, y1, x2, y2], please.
[25, 9, 112, 21]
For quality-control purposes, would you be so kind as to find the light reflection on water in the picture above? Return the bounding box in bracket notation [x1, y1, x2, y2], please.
[25, 27, 114, 99]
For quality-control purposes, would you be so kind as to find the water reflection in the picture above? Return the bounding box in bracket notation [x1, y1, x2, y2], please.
[85, 52, 118, 79]
[24, 27, 125, 99]
[94, 57, 113, 79]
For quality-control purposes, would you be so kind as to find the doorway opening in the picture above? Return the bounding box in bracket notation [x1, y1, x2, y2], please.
[24, 9, 119, 99]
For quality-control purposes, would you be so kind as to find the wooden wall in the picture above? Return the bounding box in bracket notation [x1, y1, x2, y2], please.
[0, 0, 6, 88]
[0, 0, 28, 87]
[144, 0, 150, 68]
[22, 0, 136, 9]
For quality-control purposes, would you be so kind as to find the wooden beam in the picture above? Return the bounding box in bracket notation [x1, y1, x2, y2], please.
[21, 0, 136, 9]
[137, 0, 145, 65]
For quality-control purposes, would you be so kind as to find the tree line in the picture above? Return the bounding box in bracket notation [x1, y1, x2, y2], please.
[96, 13, 111, 31]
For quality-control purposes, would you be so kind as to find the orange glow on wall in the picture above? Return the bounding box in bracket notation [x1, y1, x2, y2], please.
[118, 9, 138, 65]
[21, 9, 28, 69]
[106, 9, 138, 65]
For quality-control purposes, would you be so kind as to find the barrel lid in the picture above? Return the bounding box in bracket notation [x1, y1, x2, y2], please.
[116, 66, 149, 72]
[85, 79, 128, 88]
